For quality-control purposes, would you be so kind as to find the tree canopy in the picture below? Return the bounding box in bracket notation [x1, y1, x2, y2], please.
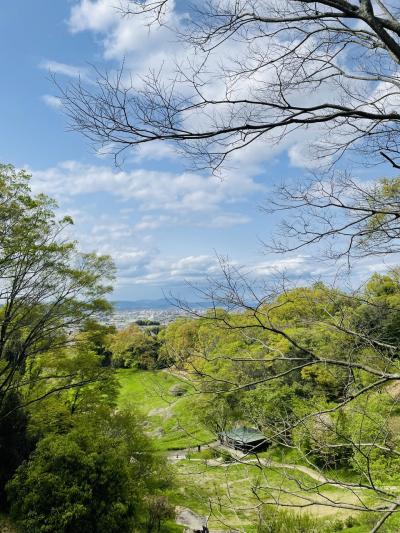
[0, 164, 115, 410]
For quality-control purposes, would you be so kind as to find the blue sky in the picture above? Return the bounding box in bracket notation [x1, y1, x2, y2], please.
[0, 1, 392, 300]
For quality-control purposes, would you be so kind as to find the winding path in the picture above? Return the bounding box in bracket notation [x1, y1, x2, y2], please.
[169, 443, 336, 485]
[171, 443, 347, 531]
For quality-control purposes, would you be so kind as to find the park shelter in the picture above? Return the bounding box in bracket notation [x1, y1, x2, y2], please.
[219, 427, 269, 452]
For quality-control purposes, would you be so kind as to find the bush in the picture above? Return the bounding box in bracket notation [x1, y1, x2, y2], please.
[144, 495, 175, 532]
[258, 508, 321, 533]
[7, 411, 170, 533]
[7, 430, 136, 532]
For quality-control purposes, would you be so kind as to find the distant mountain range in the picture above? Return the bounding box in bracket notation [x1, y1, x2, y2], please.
[112, 299, 207, 311]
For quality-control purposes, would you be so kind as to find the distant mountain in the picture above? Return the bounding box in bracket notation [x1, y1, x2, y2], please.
[112, 299, 208, 311]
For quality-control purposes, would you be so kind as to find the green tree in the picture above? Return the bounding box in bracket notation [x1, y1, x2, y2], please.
[0, 164, 115, 410]
[7, 409, 168, 533]
[80, 319, 116, 367]
[0, 392, 33, 509]
[242, 381, 308, 446]
[107, 324, 162, 369]
[158, 318, 199, 368]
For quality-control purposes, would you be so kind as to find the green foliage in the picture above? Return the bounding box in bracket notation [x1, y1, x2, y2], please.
[144, 495, 175, 532]
[292, 405, 352, 468]
[346, 394, 400, 482]
[80, 319, 116, 366]
[193, 393, 242, 434]
[158, 318, 199, 368]
[257, 508, 321, 532]
[26, 344, 120, 440]
[0, 163, 115, 399]
[242, 380, 307, 444]
[0, 392, 33, 510]
[353, 270, 400, 349]
[9, 431, 133, 532]
[7, 409, 168, 533]
[107, 324, 163, 369]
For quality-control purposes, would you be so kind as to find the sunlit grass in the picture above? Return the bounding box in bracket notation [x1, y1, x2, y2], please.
[169, 458, 372, 532]
[117, 369, 213, 450]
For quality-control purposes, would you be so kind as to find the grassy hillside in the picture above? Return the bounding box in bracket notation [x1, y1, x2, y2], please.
[117, 369, 213, 450]
[170, 452, 383, 532]
[117, 370, 400, 532]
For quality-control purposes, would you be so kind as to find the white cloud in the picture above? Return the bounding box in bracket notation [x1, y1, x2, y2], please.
[52, 200, 337, 291]
[252, 257, 309, 277]
[69, 0, 118, 33]
[68, 0, 180, 61]
[42, 94, 63, 109]
[116, 253, 221, 286]
[29, 160, 263, 213]
[133, 211, 251, 231]
[114, 252, 326, 288]
[134, 215, 176, 231]
[40, 60, 90, 81]
[203, 213, 251, 228]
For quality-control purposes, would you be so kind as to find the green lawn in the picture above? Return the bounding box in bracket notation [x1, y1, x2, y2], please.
[169, 458, 371, 532]
[117, 369, 213, 450]
[117, 371, 400, 532]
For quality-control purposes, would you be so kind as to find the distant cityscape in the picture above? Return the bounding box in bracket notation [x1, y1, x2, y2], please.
[107, 308, 187, 329]
[103, 300, 207, 329]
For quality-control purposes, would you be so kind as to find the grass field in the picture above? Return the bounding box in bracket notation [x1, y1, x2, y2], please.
[117, 369, 213, 451]
[170, 455, 378, 532]
[117, 370, 400, 532]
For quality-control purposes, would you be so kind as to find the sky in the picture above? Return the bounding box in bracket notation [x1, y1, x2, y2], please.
[0, 1, 393, 300]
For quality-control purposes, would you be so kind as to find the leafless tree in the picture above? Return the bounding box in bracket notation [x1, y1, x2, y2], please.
[58, 1, 400, 261]
[61, 0, 400, 172]
[266, 170, 400, 260]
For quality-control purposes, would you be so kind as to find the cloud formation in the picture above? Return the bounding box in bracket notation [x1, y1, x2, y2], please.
[30, 160, 263, 214]
[40, 60, 91, 81]
[35, 1, 387, 298]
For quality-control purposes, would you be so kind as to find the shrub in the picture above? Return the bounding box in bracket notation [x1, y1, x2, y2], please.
[258, 508, 321, 533]
[144, 495, 175, 532]
[7, 430, 136, 532]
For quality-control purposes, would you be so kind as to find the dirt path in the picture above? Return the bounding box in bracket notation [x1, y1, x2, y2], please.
[175, 506, 207, 531]
[167, 441, 219, 462]
[172, 444, 359, 530]
[203, 457, 336, 484]
[148, 405, 173, 419]
[268, 461, 335, 484]
[175, 443, 343, 487]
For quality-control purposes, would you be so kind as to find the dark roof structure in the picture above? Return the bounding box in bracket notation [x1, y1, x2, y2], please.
[219, 427, 268, 451]
[223, 427, 266, 444]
